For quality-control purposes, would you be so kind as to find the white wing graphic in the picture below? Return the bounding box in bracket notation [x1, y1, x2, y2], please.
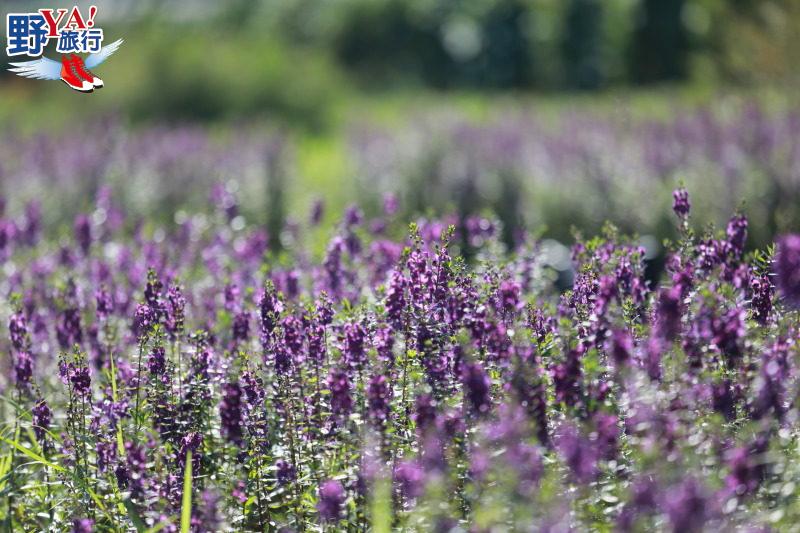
[8, 56, 61, 80]
[85, 39, 124, 69]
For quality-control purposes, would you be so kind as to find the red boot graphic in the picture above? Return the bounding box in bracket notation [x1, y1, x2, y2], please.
[72, 55, 104, 89]
[60, 54, 93, 92]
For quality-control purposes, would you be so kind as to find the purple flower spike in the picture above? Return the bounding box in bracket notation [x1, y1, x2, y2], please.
[134, 303, 155, 341]
[14, 351, 33, 386]
[72, 518, 94, 533]
[32, 399, 51, 443]
[317, 479, 345, 522]
[672, 187, 691, 218]
[367, 374, 391, 426]
[608, 329, 633, 366]
[462, 361, 492, 415]
[394, 460, 426, 499]
[327, 367, 353, 421]
[556, 424, 598, 483]
[664, 477, 709, 533]
[147, 346, 166, 376]
[276, 459, 296, 485]
[220, 382, 243, 446]
[73, 214, 92, 254]
[775, 234, 800, 308]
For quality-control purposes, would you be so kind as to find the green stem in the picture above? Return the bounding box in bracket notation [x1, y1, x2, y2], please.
[134, 341, 144, 437]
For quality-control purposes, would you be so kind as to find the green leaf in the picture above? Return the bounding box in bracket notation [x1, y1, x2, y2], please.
[0, 436, 109, 514]
[122, 499, 148, 533]
[181, 450, 193, 533]
[0, 436, 63, 472]
[370, 476, 392, 533]
[109, 350, 126, 456]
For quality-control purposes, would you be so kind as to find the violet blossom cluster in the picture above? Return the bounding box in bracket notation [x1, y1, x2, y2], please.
[1, 185, 799, 531]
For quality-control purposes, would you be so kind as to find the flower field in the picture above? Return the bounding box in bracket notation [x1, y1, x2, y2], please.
[2, 101, 800, 532]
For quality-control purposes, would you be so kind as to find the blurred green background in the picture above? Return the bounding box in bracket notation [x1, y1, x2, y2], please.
[3, 0, 799, 128]
[2, 0, 800, 253]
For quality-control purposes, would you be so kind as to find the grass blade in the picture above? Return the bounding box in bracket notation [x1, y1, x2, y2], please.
[180, 450, 192, 533]
[0, 436, 63, 472]
[122, 498, 148, 533]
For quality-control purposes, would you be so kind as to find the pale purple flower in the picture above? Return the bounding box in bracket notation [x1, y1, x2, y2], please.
[317, 480, 345, 522]
[775, 234, 800, 308]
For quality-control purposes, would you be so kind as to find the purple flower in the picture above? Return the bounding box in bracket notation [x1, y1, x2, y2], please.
[343, 321, 367, 369]
[751, 339, 790, 420]
[96, 439, 117, 473]
[73, 214, 92, 254]
[95, 287, 113, 320]
[462, 361, 492, 415]
[654, 286, 682, 341]
[22, 200, 41, 245]
[385, 269, 407, 328]
[310, 198, 325, 226]
[317, 479, 345, 522]
[307, 322, 327, 363]
[316, 292, 334, 325]
[592, 413, 619, 460]
[32, 399, 51, 443]
[672, 187, 691, 218]
[327, 367, 353, 421]
[259, 282, 283, 341]
[711, 379, 738, 421]
[14, 351, 33, 386]
[498, 278, 522, 314]
[232, 311, 250, 346]
[56, 307, 83, 350]
[273, 343, 292, 375]
[324, 237, 346, 297]
[413, 393, 438, 435]
[344, 204, 363, 227]
[527, 306, 555, 344]
[180, 432, 203, 470]
[552, 348, 582, 407]
[608, 329, 633, 366]
[165, 285, 186, 340]
[508, 443, 543, 492]
[220, 382, 243, 446]
[556, 424, 598, 483]
[725, 214, 748, 258]
[276, 459, 296, 485]
[394, 460, 426, 499]
[147, 346, 166, 376]
[144, 268, 164, 317]
[713, 307, 745, 363]
[373, 326, 394, 366]
[383, 193, 399, 216]
[775, 234, 800, 308]
[190, 347, 212, 384]
[644, 337, 664, 381]
[69, 365, 91, 397]
[618, 477, 658, 531]
[510, 368, 549, 446]
[9, 311, 30, 352]
[281, 314, 304, 356]
[133, 303, 155, 340]
[116, 442, 147, 500]
[664, 477, 708, 532]
[366, 374, 391, 426]
[749, 273, 773, 325]
[72, 518, 94, 533]
[194, 490, 221, 531]
[725, 435, 768, 496]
